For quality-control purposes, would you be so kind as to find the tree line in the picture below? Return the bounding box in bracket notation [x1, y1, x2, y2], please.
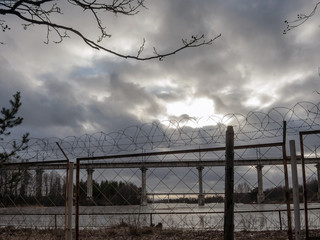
[154, 179, 319, 204]
[234, 179, 319, 204]
[78, 179, 141, 205]
[0, 169, 66, 207]
[0, 168, 141, 207]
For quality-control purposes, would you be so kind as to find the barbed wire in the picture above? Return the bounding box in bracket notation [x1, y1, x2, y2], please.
[0, 101, 319, 161]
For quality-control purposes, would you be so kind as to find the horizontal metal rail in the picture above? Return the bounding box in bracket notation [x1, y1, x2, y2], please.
[146, 192, 224, 195]
[77, 142, 284, 161]
[2, 157, 319, 170]
[1, 207, 319, 216]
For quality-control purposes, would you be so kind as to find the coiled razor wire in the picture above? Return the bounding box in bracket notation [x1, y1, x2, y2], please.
[1, 101, 319, 161]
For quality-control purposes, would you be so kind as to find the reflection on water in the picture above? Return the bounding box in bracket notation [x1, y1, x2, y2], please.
[1, 203, 320, 231]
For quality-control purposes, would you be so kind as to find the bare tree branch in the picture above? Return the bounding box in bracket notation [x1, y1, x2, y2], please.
[0, 0, 220, 60]
[283, 2, 320, 95]
[283, 2, 320, 34]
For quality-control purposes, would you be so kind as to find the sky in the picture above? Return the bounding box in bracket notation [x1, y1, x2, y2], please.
[1, 0, 320, 197]
[1, 0, 320, 141]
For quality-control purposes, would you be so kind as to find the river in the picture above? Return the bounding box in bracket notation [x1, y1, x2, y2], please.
[1, 203, 320, 231]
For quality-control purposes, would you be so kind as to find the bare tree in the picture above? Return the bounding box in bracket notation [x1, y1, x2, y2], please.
[235, 182, 251, 194]
[283, 2, 320, 34]
[0, 0, 221, 60]
[19, 167, 31, 197]
[43, 172, 49, 196]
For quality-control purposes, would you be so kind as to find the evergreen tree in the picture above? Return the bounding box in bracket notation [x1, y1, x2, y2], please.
[0, 92, 29, 191]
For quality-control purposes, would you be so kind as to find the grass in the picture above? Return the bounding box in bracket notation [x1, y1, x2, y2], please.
[1, 226, 319, 240]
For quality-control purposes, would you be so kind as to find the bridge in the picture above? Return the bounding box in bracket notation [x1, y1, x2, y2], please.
[2, 142, 320, 206]
[3, 156, 320, 206]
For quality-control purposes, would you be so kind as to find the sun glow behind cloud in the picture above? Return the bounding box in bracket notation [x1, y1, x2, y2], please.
[164, 97, 227, 128]
[167, 97, 214, 117]
[1, 0, 319, 140]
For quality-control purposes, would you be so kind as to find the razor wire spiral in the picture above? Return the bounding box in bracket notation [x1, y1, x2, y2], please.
[1, 101, 319, 162]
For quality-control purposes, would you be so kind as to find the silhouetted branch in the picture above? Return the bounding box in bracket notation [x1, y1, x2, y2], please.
[283, 2, 320, 34]
[0, 0, 220, 60]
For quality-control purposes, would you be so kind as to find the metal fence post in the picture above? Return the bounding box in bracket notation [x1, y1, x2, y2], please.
[299, 131, 310, 240]
[224, 126, 234, 240]
[290, 140, 301, 240]
[76, 159, 80, 240]
[282, 121, 293, 240]
[56, 142, 70, 239]
[64, 162, 69, 239]
[67, 162, 74, 240]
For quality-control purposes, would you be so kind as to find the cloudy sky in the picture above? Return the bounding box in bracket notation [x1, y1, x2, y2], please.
[1, 0, 320, 140]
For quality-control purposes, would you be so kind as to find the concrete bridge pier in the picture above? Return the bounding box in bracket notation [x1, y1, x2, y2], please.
[197, 166, 205, 206]
[316, 164, 320, 200]
[86, 168, 94, 199]
[256, 165, 265, 203]
[140, 167, 148, 206]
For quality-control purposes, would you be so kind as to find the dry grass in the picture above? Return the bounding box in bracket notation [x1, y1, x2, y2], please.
[0, 226, 319, 240]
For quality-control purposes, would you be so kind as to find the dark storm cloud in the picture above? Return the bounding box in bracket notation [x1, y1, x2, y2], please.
[137, 0, 320, 115]
[2, 0, 320, 196]
[20, 78, 87, 137]
[1, 0, 320, 140]
[275, 74, 320, 106]
[78, 73, 166, 131]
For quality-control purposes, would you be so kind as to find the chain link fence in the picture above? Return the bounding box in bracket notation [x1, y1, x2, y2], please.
[0, 101, 320, 239]
[0, 160, 70, 238]
[75, 142, 292, 233]
[299, 130, 320, 239]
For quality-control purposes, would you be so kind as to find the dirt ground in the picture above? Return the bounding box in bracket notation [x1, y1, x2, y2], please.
[1, 227, 319, 240]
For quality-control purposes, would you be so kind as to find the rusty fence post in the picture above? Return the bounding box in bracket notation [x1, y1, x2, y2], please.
[290, 140, 301, 240]
[224, 126, 234, 240]
[55, 142, 70, 240]
[67, 162, 74, 240]
[64, 162, 69, 239]
[76, 159, 80, 240]
[282, 121, 293, 240]
[299, 132, 309, 240]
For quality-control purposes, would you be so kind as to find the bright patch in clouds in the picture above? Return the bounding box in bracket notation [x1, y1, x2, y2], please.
[244, 96, 261, 107]
[165, 97, 225, 127]
[167, 97, 214, 117]
[1, 0, 319, 139]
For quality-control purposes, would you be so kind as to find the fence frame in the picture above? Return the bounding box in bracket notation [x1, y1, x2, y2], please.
[299, 129, 320, 239]
[0, 160, 70, 237]
[74, 140, 292, 239]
